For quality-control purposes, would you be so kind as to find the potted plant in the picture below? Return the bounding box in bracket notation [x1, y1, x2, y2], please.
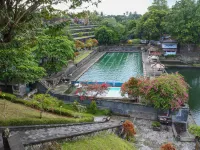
[152, 121, 161, 131]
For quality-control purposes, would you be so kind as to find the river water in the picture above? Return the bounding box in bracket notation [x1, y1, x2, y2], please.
[167, 67, 200, 125]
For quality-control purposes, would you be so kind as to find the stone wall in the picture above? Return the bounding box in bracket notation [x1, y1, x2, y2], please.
[36, 83, 157, 120]
[98, 45, 142, 52]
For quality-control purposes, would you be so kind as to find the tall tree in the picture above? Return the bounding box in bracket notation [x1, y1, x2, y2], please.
[34, 36, 74, 75]
[165, 0, 200, 51]
[0, 44, 46, 86]
[0, 0, 101, 43]
[135, 0, 168, 40]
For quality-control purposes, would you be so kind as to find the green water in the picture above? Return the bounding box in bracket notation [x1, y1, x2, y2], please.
[78, 52, 143, 83]
[167, 68, 200, 125]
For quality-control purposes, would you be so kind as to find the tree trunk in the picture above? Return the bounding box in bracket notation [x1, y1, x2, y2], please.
[187, 44, 191, 52]
[40, 110, 43, 119]
[2, 27, 13, 43]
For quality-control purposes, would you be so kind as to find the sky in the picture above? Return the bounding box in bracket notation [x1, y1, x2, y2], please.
[54, 0, 177, 15]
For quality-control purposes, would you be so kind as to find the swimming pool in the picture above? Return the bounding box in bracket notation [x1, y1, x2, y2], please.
[98, 87, 126, 98]
[78, 52, 143, 84]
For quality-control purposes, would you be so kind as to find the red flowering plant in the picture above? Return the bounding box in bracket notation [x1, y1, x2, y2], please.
[122, 120, 136, 140]
[121, 77, 140, 99]
[75, 83, 109, 100]
[160, 143, 176, 150]
[138, 73, 189, 110]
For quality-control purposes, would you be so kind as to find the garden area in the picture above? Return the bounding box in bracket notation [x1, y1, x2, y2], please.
[0, 92, 110, 126]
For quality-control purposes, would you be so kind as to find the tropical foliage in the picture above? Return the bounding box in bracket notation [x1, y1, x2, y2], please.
[34, 36, 74, 74]
[0, 44, 45, 85]
[121, 73, 189, 110]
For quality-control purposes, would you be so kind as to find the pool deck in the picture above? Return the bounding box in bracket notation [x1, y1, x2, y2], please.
[142, 51, 164, 78]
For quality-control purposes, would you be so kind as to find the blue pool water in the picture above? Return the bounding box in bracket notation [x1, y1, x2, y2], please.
[78, 52, 143, 83]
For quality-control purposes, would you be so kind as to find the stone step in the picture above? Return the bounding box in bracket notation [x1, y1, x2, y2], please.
[70, 28, 95, 33]
[10, 120, 121, 145]
[74, 35, 95, 41]
[72, 31, 94, 38]
[70, 25, 98, 29]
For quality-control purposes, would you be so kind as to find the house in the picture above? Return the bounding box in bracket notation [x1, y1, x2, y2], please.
[161, 39, 178, 56]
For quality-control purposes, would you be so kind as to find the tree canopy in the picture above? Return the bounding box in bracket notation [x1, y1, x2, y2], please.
[0, 0, 101, 43]
[165, 0, 200, 50]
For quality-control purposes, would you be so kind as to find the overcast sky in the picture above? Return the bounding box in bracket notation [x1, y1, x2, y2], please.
[54, 0, 177, 15]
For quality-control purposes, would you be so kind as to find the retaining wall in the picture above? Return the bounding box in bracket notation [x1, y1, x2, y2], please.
[37, 82, 157, 120]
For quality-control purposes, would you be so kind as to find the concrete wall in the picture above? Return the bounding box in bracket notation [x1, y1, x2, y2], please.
[37, 82, 157, 120]
[98, 45, 142, 52]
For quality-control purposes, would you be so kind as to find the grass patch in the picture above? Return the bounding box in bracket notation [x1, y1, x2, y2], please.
[62, 132, 136, 150]
[74, 50, 92, 64]
[0, 100, 92, 126]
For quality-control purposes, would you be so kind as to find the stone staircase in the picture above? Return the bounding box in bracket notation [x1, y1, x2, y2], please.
[69, 24, 98, 41]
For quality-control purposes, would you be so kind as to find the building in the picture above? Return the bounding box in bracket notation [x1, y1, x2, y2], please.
[161, 39, 178, 56]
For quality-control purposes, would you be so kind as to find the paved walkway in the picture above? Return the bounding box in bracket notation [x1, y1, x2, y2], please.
[142, 52, 164, 77]
[11, 120, 121, 145]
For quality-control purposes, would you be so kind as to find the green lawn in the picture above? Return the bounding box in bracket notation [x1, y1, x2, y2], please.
[74, 50, 93, 64]
[0, 100, 92, 126]
[62, 132, 136, 150]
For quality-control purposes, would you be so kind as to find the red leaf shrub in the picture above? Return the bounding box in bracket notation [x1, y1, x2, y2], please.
[160, 143, 176, 150]
[123, 120, 136, 138]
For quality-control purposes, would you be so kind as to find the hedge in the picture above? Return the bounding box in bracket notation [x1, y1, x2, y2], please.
[0, 117, 93, 126]
[0, 92, 93, 119]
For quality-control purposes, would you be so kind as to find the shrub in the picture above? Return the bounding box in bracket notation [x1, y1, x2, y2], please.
[72, 101, 87, 113]
[189, 125, 200, 137]
[122, 120, 136, 140]
[152, 121, 161, 127]
[74, 52, 80, 57]
[0, 92, 93, 119]
[75, 40, 85, 50]
[87, 101, 97, 114]
[121, 77, 140, 97]
[127, 40, 133, 45]
[122, 73, 189, 110]
[132, 39, 140, 44]
[0, 92, 16, 101]
[160, 143, 176, 150]
[139, 73, 189, 110]
[32, 94, 63, 111]
[0, 117, 93, 126]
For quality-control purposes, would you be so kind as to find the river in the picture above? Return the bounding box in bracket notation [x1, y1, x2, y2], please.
[167, 67, 200, 125]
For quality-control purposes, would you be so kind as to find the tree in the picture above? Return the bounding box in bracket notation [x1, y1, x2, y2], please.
[165, 0, 200, 51]
[0, 0, 101, 43]
[75, 83, 109, 100]
[95, 26, 118, 45]
[149, 0, 168, 10]
[34, 36, 74, 75]
[135, 0, 168, 40]
[0, 44, 46, 86]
